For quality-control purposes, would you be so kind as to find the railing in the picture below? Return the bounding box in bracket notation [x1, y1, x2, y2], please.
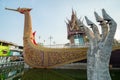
[44, 43, 89, 48]
[0, 61, 24, 80]
[0, 56, 11, 64]
[43, 43, 120, 49]
[55, 63, 87, 69]
[0, 61, 24, 69]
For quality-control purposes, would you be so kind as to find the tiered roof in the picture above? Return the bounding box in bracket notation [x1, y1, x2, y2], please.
[66, 10, 85, 39]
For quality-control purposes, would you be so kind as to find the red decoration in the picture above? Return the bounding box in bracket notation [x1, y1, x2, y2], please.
[32, 31, 37, 45]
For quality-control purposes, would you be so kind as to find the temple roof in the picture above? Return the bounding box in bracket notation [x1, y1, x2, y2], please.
[66, 10, 85, 39]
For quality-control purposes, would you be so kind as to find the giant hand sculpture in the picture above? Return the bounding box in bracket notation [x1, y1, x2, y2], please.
[79, 9, 117, 80]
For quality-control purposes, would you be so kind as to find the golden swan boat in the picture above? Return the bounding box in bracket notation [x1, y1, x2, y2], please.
[5, 8, 87, 68]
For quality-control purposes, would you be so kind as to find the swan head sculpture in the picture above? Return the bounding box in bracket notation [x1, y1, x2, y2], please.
[5, 7, 32, 14]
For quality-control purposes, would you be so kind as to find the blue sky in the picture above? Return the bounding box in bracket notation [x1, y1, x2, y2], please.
[0, 0, 120, 46]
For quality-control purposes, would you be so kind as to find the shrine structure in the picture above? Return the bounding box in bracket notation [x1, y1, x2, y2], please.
[66, 10, 86, 45]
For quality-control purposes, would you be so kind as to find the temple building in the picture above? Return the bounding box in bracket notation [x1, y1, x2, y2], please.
[66, 10, 86, 45]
